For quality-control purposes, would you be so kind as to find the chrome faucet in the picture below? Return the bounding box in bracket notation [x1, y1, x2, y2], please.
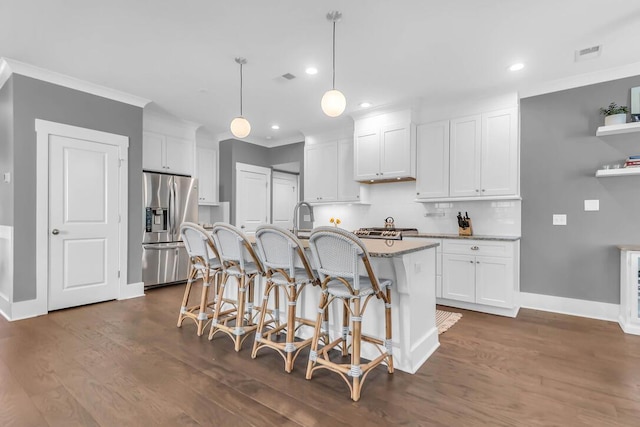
[293, 201, 314, 236]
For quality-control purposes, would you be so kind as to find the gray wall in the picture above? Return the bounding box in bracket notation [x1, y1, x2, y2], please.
[11, 74, 143, 301]
[219, 140, 306, 226]
[0, 77, 13, 227]
[521, 75, 640, 304]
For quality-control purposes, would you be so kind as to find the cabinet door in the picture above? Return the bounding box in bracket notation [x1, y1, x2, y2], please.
[304, 142, 337, 202]
[481, 108, 518, 196]
[449, 115, 481, 197]
[354, 129, 380, 181]
[442, 254, 476, 302]
[337, 138, 360, 201]
[165, 136, 194, 176]
[380, 123, 413, 178]
[142, 131, 166, 172]
[475, 255, 513, 308]
[196, 146, 217, 205]
[416, 121, 450, 199]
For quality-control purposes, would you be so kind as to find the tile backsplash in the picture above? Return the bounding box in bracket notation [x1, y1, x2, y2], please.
[312, 181, 520, 236]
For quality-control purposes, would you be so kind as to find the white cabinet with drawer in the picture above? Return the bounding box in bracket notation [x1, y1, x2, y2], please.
[441, 239, 519, 316]
[143, 131, 194, 176]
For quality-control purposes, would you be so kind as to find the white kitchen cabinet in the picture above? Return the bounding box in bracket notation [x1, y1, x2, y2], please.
[354, 112, 416, 182]
[337, 138, 361, 201]
[304, 141, 338, 202]
[143, 131, 194, 176]
[441, 239, 518, 313]
[416, 121, 450, 199]
[449, 108, 518, 198]
[196, 146, 218, 205]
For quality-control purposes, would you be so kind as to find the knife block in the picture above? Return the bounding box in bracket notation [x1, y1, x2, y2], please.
[458, 220, 473, 236]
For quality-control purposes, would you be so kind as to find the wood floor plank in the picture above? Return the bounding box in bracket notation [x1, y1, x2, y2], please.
[0, 356, 50, 427]
[30, 385, 99, 427]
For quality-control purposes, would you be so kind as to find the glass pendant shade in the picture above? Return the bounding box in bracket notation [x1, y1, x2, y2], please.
[321, 89, 346, 117]
[230, 116, 251, 138]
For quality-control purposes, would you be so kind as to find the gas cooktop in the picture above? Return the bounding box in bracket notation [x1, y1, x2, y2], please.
[353, 227, 419, 240]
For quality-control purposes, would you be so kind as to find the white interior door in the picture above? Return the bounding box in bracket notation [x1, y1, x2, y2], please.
[48, 134, 120, 310]
[235, 163, 271, 234]
[272, 172, 298, 230]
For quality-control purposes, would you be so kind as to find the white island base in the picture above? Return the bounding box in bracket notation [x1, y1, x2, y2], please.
[297, 240, 440, 374]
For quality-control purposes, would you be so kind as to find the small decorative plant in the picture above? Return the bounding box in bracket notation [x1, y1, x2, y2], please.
[329, 217, 341, 227]
[599, 102, 629, 116]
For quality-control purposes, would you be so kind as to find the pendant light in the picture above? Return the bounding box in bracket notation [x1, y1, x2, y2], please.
[321, 11, 346, 117]
[230, 57, 251, 138]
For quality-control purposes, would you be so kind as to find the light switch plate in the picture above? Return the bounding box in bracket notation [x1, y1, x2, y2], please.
[303, 214, 310, 222]
[584, 200, 599, 211]
[553, 214, 567, 225]
[3, 172, 9, 183]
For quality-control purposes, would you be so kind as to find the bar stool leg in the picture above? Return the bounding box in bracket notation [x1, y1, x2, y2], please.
[251, 278, 274, 359]
[306, 291, 328, 380]
[234, 275, 247, 351]
[341, 300, 349, 357]
[351, 297, 362, 402]
[196, 268, 211, 336]
[208, 272, 229, 341]
[284, 284, 297, 373]
[177, 265, 197, 328]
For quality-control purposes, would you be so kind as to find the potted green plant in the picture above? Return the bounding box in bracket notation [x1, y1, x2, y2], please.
[600, 102, 629, 126]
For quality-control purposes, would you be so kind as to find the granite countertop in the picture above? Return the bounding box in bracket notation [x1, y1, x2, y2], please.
[405, 232, 521, 241]
[245, 235, 439, 258]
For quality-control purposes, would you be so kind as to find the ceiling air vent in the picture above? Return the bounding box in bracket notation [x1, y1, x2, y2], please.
[575, 45, 602, 62]
[281, 73, 296, 80]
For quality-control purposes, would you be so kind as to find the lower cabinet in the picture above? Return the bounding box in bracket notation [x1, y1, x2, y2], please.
[440, 239, 519, 316]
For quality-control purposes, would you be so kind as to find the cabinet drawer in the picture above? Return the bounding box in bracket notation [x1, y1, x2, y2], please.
[442, 239, 513, 258]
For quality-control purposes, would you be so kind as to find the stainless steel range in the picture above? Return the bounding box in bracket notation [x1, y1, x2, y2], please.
[353, 227, 418, 240]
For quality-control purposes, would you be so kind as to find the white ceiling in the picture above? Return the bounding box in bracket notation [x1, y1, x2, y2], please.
[2, 1, 640, 146]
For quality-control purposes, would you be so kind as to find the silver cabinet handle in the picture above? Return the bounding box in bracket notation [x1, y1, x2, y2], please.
[471, 246, 479, 250]
[51, 229, 60, 235]
[475, 189, 480, 192]
[469, 260, 473, 263]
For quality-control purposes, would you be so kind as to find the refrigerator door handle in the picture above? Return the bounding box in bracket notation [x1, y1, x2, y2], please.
[143, 242, 185, 250]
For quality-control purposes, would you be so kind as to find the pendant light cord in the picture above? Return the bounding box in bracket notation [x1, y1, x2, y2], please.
[332, 20, 336, 90]
[239, 62, 243, 116]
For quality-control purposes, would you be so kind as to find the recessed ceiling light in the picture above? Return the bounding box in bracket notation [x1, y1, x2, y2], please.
[305, 67, 318, 75]
[271, 124, 280, 130]
[359, 102, 372, 108]
[509, 63, 525, 72]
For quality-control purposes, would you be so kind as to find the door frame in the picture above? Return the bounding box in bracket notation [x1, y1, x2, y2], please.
[235, 162, 271, 230]
[31, 119, 129, 317]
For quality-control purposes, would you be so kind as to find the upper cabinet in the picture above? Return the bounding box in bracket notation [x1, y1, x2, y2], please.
[304, 137, 361, 203]
[417, 107, 519, 200]
[354, 110, 416, 182]
[196, 146, 218, 205]
[416, 121, 450, 199]
[304, 141, 338, 202]
[143, 131, 194, 176]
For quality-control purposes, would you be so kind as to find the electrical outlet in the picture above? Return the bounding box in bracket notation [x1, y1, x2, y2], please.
[584, 200, 599, 211]
[552, 214, 567, 226]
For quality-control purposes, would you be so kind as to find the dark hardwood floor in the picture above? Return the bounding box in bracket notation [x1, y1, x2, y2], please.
[2, 283, 640, 426]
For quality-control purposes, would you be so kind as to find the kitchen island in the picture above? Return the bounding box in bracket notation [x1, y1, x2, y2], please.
[295, 237, 441, 374]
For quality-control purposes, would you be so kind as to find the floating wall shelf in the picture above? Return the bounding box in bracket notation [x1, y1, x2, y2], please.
[595, 168, 640, 178]
[595, 122, 640, 137]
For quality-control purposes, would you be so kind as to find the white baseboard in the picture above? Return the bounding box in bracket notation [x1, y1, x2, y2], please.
[10, 298, 47, 321]
[437, 298, 520, 318]
[0, 296, 10, 321]
[519, 292, 619, 322]
[119, 282, 145, 300]
[618, 315, 640, 335]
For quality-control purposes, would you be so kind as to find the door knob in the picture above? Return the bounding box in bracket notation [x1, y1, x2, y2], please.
[240, 225, 245, 229]
[51, 229, 60, 235]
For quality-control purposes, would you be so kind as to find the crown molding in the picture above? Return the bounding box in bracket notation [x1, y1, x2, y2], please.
[216, 131, 303, 148]
[0, 57, 151, 108]
[520, 61, 640, 99]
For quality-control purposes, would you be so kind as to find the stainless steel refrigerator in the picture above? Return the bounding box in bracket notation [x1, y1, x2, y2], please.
[142, 172, 198, 288]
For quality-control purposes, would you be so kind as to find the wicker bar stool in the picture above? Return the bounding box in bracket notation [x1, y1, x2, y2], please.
[177, 222, 224, 336]
[208, 222, 265, 352]
[306, 226, 394, 402]
[251, 225, 323, 373]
